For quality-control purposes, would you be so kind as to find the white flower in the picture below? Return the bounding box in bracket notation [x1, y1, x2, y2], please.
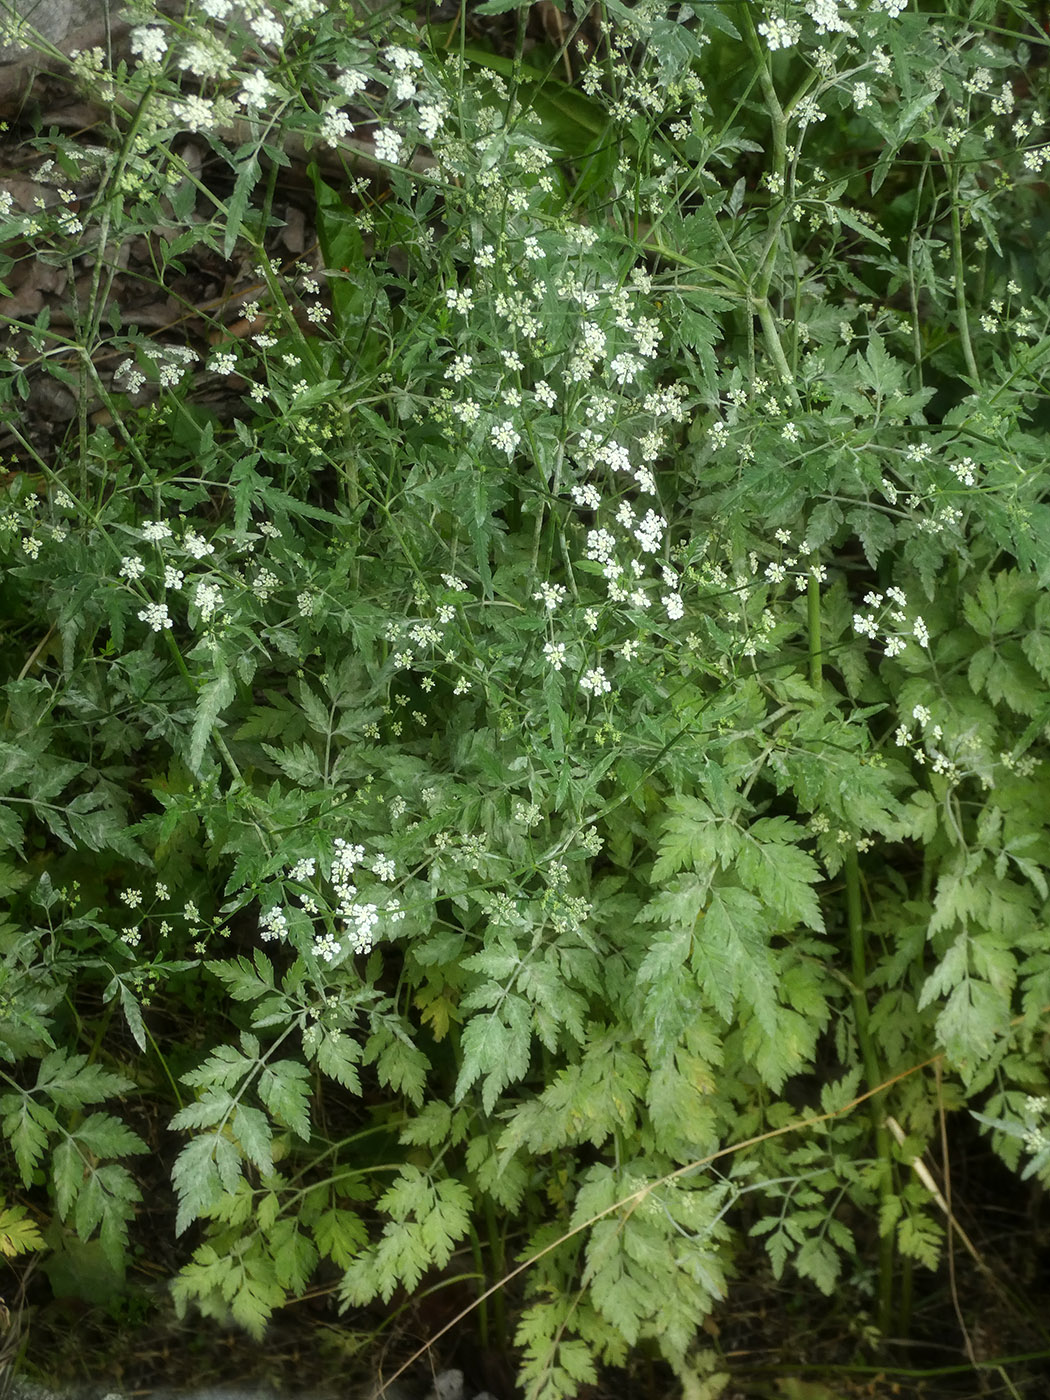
[238, 69, 276, 112]
[373, 127, 404, 164]
[543, 641, 567, 670]
[418, 102, 446, 141]
[345, 903, 379, 954]
[138, 602, 173, 632]
[260, 907, 288, 941]
[610, 353, 644, 385]
[533, 583, 567, 611]
[312, 932, 341, 963]
[758, 17, 801, 49]
[580, 666, 611, 696]
[183, 529, 214, 559]
[385, 44, 423, 72]
[250, 9, 284, 46]
[336, 68, 368, 99]
[320, 108, 354, 145]
[174, 95, 216, 133]
[130, 26, 168, 65]
[193, 581, 223, 620]
[805, 0, 857, 36]
[634, 510, 666, 553]
[490, 420, 520, 455]
[585, 528, 616, 562]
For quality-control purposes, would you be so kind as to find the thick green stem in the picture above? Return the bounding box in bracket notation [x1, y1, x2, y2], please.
[807, 571, 823, 691]
[810, 566, 894, 1334]
[948, 163, 980, 386]
[737, 5, 801, 406]
[484, 1195, 507, 1351]
[468, 1223, 490, 1348]
[845, 847, 895, 1337]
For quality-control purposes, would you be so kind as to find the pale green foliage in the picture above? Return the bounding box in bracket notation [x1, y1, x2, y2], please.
[0, 1051, 147, 1270]
[2, 0, 1050, 1393]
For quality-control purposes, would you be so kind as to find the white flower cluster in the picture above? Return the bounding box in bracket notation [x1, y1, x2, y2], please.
[851, 587, 922, 657]
[330, 838, 393, 955]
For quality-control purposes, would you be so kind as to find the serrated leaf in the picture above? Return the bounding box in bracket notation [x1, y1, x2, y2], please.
[170, 1088, 235, 1131]
[1, 1097, 56, 1184]
[232, 1103, 274, 1174]
[455, 994, 532, 1114]
[736, 818, 825, 932]
[257, 1059, 311, 1139]
[0, 1201, 44, 1257]
[313, 1030, 363, 1093]
[313, 1207, 368, 1268]
[269, 1216, 319, 1292]
[36, 1049, 134, 1107]
[71, 1111, 148, 1159]
[172, 1132, 241, 1235]
[189, 667, 236, 774]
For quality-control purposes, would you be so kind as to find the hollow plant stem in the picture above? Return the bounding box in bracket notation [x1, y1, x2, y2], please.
[484, 1195, 507, 1352]
[809, 564, 895, 1335]
[845, 845, 895, 1337]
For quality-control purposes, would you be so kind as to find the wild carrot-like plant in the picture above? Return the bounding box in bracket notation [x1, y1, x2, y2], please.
[1, 0, 1049, 1393]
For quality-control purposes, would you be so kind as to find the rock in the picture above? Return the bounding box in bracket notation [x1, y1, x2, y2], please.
[424, 1372, 464, 1400]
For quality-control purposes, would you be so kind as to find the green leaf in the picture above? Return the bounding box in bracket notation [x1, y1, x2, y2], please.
[1, 1097, 56, 1184]
[189, 666, 236, 774]
[232, 1103, 274, 1174]
[205, 952, 276, 1004]
[223, 152, 261, 259]
[313, 1207, 368, 1268]
[0, 1200, 44, 1257]
[455, 994, 532, 1114]
[170, 1088, 236, 1132]
[71, 1111, 148, 1159]
[652, 796, 741, 882]
[312, 1029, 363, 1093]
[269, 1217, 319, 1292]
[694, 884, 777, 1034]
[171, 1132, 242, 1235]
[257, 1059, 312, 1139]
[736, 817, 825, 932]
[36, 1049, 134, 1107]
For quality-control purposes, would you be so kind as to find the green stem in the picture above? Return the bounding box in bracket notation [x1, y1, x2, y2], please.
[845, 847, 895, 1337]
[809, 561, 894, 1334]
[468, 1223, 490, 1348]
[948, 161, 980, 386]
[737, 4, 801, 405]
[806, 568, 823, 690]
[897, 1250, 913, 1338]
[483, 1194, 507, 1352]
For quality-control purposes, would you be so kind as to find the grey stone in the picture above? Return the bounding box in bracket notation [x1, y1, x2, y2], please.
[424, 1372, 463, 1400]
